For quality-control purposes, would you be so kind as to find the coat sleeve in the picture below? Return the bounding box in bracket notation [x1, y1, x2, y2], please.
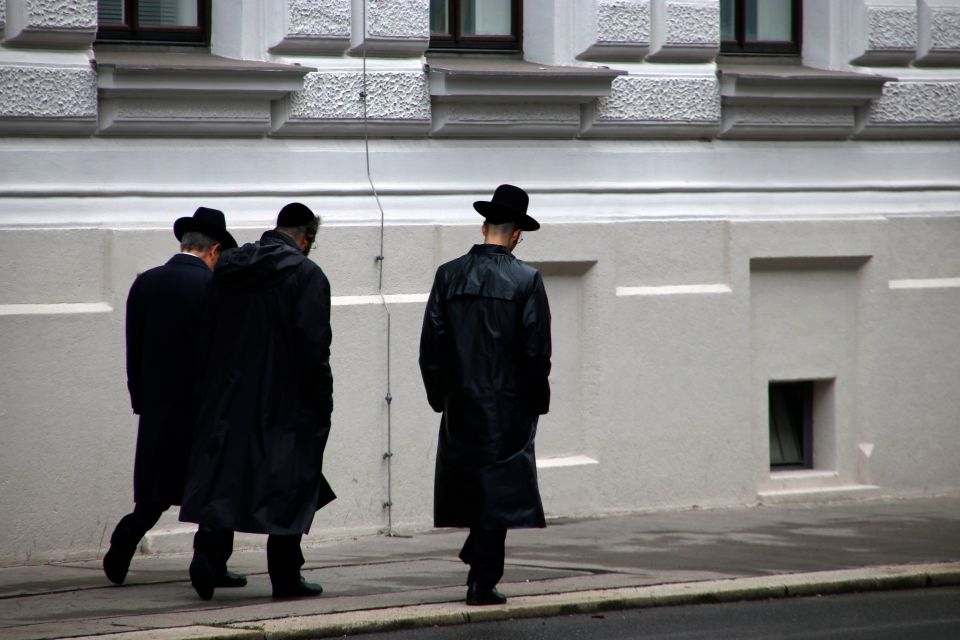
[418, 269, 446, 413]
[125, 276, 143, 415]
[294, 267, 334, 417]
[522, 271, 552, 415]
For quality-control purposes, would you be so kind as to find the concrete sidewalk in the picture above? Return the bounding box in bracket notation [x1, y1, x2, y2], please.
[2, 496, 959, 640]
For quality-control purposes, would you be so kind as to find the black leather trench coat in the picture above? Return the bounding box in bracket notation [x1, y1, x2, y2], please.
[126, 253, 212, 505]
[179, 231, 335, 535]
[419, 243, 552, 530]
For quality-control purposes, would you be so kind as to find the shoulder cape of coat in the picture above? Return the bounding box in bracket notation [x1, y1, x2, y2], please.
[419, 243, 552, 530]
[179, 231, 335, 535]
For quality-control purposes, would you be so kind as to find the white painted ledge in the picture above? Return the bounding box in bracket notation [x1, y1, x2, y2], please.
[758, 484, 880, 505]
[888, 277, 960, 290]
[759, 470, 880, 505]
[616, 283, 731, 297]
[537, 455, 599, 469]
[331, 293, 429, 306]
[0, 302, 112, 316]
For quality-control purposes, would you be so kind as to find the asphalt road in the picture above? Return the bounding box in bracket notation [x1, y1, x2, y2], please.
[348, 587, 960, 640]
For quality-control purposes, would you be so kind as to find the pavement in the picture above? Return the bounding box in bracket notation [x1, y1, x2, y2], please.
[2, 496, 959, 640]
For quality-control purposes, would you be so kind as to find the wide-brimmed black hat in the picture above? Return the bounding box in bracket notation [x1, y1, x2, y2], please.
[277, 202, 318, 228]
[173, 207, 237, 249]
[473, 184, 539, 231]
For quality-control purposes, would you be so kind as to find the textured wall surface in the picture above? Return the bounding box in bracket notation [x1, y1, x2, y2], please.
[660, 0, 719, 45]
[597, 0, 651, 43]
[365, 0, 429, 39]
[866, 5, 918, 50]
[594, 76, 720, 122]
[288, 71, 430, 121]
[648, 0, 718, 61]
[867, 81, 960, 123]
[286, 0, 351, 36]
[0, 66, 96, 119]
[921, 1, 960, 57]
[24, 0, 97, 29]
[927, 5, 960, 49]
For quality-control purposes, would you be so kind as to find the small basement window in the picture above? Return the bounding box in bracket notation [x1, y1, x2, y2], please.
[769, 380, 813, 469]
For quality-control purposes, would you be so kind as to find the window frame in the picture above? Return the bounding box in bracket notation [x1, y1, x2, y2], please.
[96, 0, 211, 45]
[721, 0, 802, 56]
[429, 0, 522, 52]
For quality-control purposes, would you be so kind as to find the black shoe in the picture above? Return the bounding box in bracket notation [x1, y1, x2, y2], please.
[215, 569, 247, 588]
[272, 576, 323, 599]
[466, 582, 507, 606]
[102, 543, 136, 585]
[189, 555, 216, 601]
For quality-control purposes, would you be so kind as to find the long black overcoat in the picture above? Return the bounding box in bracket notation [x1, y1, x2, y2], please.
[419, 243, 552, 530]
[179, 231, 335, 535]
[126, 253, 212, 505]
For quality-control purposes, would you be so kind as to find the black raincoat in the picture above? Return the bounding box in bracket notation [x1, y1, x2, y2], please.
[179, 230, 335, 535]
[126, 254, 211, 505]
[419, 243, 552, 530]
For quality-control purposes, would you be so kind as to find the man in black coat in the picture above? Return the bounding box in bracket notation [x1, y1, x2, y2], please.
[419, 184, 552, 606]
[180, 202, 336, 601]
[104, 207, 244, 588]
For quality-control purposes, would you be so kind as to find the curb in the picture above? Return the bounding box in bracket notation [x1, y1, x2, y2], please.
[70, 562, 960, 640]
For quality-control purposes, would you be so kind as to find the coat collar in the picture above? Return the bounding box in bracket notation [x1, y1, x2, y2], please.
[469, 243, 513, 257]
[168, 253, 209, 270]
[260, 229, 302, 251]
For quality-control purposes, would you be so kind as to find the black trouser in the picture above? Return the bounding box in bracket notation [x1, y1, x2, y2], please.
[110, 502, 168, 550]
[266, 534, 304, 587]
[112, 503, 233, 567]
[459, 528, 506, 590]
[191, 527, 236, 576]
[193, 531, 303, 588]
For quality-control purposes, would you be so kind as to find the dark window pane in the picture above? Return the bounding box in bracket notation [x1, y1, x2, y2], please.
[720, 0, 735, 41]
[98, 0, 125, 25]
[430, 0, 449, 35]
[769, 381, 811, 468]
[138, 0, 198, 27]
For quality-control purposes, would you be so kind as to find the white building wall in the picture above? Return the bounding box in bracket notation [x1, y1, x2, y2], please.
[1, 0, 959, 565]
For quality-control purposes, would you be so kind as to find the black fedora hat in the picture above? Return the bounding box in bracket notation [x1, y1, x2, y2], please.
[173, 207, 237, 249]
[473, 184, 539, 231]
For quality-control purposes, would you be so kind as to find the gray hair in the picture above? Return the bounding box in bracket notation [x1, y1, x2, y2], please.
[180, 231, 218, 251]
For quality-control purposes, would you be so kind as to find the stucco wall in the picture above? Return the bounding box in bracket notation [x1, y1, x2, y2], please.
[2, 137, 959, 565]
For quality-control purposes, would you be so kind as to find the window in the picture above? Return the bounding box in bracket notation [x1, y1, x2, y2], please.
[769, 381, 813, 469]
[721, 0, 800, 55]
[430, 0, 521, 51]
[97, 0, 209, 44]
